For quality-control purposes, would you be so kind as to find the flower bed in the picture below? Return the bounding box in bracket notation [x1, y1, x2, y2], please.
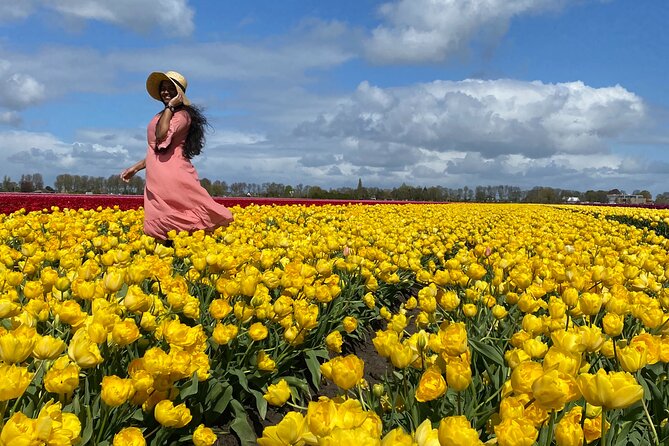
[0, 192, 425, 215]
[0, 203, 668, 445]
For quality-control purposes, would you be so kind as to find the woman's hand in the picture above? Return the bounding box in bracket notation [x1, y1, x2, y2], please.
[120, 167, 136, 182]
[120, 159, 146, 182]
[168, 91, 183, 109]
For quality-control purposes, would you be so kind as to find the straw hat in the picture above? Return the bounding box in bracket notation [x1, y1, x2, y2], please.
[146, 71, 191, 106]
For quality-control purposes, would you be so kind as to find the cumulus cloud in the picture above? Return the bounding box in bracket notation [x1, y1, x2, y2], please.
[0, 129, 140, 180]
[296, 79, 646, 164]
[0, 61, 46, 109]
[0, 2, 37, 22]
[0, 0, 195, 36]
[365, 0, 589, 63]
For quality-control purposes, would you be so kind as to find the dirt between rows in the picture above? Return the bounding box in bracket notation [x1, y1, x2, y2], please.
[215, 324, 392, 445]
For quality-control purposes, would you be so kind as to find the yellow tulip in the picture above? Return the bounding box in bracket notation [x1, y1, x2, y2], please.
[413, 418, 439, 446]
[381, 427, 413, 446]
[438, 322, 468, 357]
[212, 323, 238, 346]
[113, 427, 146, 446]
[101, 375, 135, 407]
[32, 334, 66, 360]
[0, 363, 33, 401]
[554, 406, 584, 446]
[462, 303, 478, 317]
[542, 347, 582, 376]
[306, 398, 338, 436]
[263, 379, 291, 407]
[576, 369, 643, 409]
[248, 322, 269, 341]
[44, 356, 79, 397]
[342, 316, 358, 333]
[415, 366, 447, 402]
[192, 424, 218, 446]
[257, 412, 307, 446]
[320, 354, 364, 391]
[493, 418, 538, 446]
[510, 361, 543, 395]
[111, 319, 141, 346]
[602, 313, 624, 337]
[389, 343, 414, 369]
[616, 343, 648, 373]
[154, 400, 192, 428]
[209, 298, 232, 319]
[438, 415, 483, 446]
[0, 325, 37, 363]
[257, 351, 276, 372]
[531, 370, 581, 411]
[446, 358, 472, 392]
[325, 331, 343, 353]
[67, 329, 103, 369]
[583, 414, 609, 444]
[102, 268, 125, 293]
[0, 412, 38, 445]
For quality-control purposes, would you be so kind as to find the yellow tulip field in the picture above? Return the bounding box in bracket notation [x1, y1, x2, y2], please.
[0, 202, 668, 445]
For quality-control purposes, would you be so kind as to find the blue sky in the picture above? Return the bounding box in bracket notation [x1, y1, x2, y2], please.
[1, 0, 668, 195]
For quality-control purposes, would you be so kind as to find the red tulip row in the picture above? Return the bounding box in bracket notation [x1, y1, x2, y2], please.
[0, 192, 427, 214]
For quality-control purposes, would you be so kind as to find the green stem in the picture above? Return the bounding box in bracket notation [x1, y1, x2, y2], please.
[545, 410, 556, 446]
[457, 391, 462, 416]
[637, 372, 660, 446]
[601, 409, 607, 446]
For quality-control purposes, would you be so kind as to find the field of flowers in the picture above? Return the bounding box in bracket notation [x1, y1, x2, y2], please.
[0, 201, 668, 445]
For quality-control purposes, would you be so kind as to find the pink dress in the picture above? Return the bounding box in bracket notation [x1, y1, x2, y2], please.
[143, 110, 234, 240]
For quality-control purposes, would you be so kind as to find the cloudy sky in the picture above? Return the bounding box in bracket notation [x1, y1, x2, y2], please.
[1, 0, 668, 194]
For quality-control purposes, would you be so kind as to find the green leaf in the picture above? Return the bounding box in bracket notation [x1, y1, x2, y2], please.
[469, 338, 505, 367]
[251, 389, 268, 420]
[179, 373, 199, 399]
[131, 408, 144, 422]
[212, 383, 234, 416]
[230, 399, 256, 446]
[305, 349, 327, 388]
[281, 376, 310, 393]
[230, 369, 250, 392]
[80, 405, 94, 446]
[149, 427, 173, 446]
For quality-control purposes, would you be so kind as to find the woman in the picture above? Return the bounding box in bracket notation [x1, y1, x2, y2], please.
[121, 70, 234, 241]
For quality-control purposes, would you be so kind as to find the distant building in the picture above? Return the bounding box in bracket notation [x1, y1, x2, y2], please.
[606, 194, 646, 205]
[565, 196, 580, 203]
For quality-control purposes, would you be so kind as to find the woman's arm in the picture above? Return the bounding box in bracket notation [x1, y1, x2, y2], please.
[155, 91, 184, 143]
[120, 158, 146, 182]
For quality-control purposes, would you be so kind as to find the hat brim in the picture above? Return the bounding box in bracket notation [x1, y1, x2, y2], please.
[146, 72, 191, 106]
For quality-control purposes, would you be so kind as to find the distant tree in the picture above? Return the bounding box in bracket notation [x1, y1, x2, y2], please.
[211, 180, 227, 197]
[19, 174, 34, 192]
[200, 177, 213, 194]
[32, 173, 44, 191]
[655, 192, 669, 204]
[583, 190, 609, 203]
[230, 182, 246, 196]
[633, 189, 652, 201]
[1, 176, 15, 192]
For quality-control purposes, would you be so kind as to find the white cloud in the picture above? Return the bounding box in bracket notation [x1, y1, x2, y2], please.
[296, 79, 646, 163]
[365, 0, 588, 63]
[0, 2, 38, 22]
[0, 1, 194, 35]
[0, 0, 195, 36]
[0, 129, 139, 180]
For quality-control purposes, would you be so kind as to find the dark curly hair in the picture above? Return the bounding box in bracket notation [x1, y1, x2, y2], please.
[182, 105, 211, 159]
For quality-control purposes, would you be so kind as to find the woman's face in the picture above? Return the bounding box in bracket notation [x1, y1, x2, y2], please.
[159, 80, 177, 103]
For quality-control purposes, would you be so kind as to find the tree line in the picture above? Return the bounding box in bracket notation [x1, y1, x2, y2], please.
[2, 172, 668, 204]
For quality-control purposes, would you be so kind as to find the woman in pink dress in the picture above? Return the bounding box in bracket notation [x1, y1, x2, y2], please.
[121, 70, 234, 241]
